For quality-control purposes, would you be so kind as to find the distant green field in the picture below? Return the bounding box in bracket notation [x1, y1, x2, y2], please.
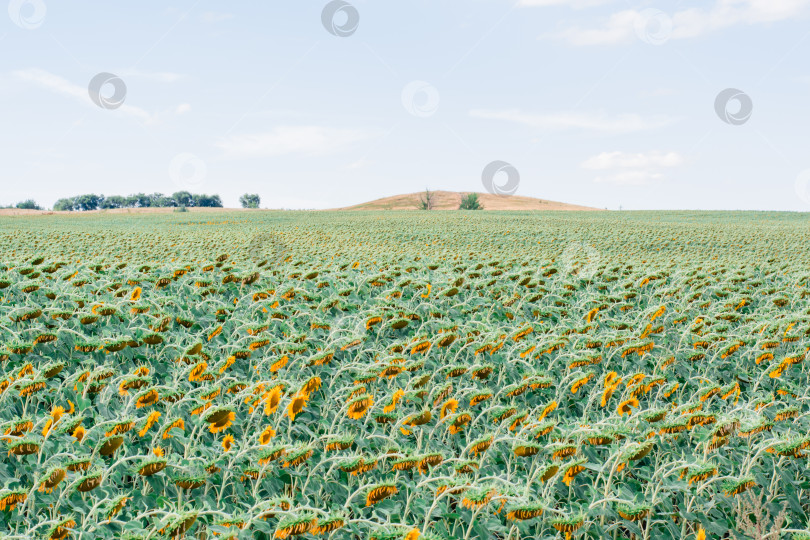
[1, 211, 808, 539]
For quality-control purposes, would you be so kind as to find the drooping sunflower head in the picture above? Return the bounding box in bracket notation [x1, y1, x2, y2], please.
[273, 514, 317, 539]
[506, 502, 544, 521]
[365, 483, 398, 506]
[347, 394, 373, 420]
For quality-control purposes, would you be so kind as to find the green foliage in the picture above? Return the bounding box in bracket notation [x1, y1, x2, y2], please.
[239, 193, 261, 209]
[419, 188, 434, 210]
[459, 193, 482, 210]
[51, 192, 224, 211]
[0, 211, 808, 538]
[15, 199, 42, 210]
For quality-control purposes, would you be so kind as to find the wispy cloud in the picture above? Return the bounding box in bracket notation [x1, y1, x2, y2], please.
[117, 68, 184, 83]
[593, 170, 664, 185]
[583, 150, 683, 185]
[470, 109, 676, 133]
[215, 126, 372, 158]
[582, 151, 684, 169]
[13, 68, 154, 122]
[541, 0, 810, 45]
[519, 0, 616, 8]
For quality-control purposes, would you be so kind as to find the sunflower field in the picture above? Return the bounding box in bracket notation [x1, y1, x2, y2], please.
[0, 210, 809, 539]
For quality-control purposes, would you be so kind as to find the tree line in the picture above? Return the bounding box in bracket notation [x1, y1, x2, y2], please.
[53, 192, 224, 211]
[5, 192, 262, 211]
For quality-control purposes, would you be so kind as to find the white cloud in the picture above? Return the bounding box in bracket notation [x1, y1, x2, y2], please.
[583, 150, 683, 186]
[176, 103, 192, 114]
[519, 0, 616, 7]
[12, 68, 155, 123]
[551, 10, 640, 45]
[546, 0, 810, 45]
[469, 108, 676, 133]
[118, 69, 184, 83]
[216, 126, 372, 158]
[594, 170, 664, 185]
[582, 151, 684, 170]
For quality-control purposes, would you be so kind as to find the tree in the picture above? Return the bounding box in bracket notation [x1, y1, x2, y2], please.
[127, 193, 153, 208]
[150, 193, 176, 207]
[419, 189, 435, 210]
[459, 193, 483, 210]
[172, 191, 194, 208]
[53, 198, 74, 211]
[193, 194, 223, 208]
[99, 195, 126, 209]
[239, 193, 261, 209]
[40, 192, 226, 211]
[73, 194, 102, 211]
[16, 199, 42, 210]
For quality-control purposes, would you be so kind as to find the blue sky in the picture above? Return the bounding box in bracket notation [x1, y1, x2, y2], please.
[2, 0, 810, 210]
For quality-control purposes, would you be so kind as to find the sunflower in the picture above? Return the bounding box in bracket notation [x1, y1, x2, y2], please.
[440, 398, 458, 419]
[365, 483, 398, 506]
[274, 515, 317, 539]
[269, 355, 289, 372]
[617, 397, 639, 416]
[448, 412, 472, 434]
[384, 389, 405, 413]
[506, 503, 544, 521]
[550, 514, 584, 539]
[258, 444, 288, 465]
[722, 476, 756, 497]
[469, 435, 493, 456]
[253, 425, 275, 446]
[222, 434, 235, 452]
[347, 394, 373, 420]
[137, 457, 167, 476]
[470, 391, 493, 406]
[302, 376, 322, 395]
[130, 287, 142, 301]
[207, 410, 236, 434]
[47, 518, 77, 540]
[281, 446, 314, 468]
[538, 401, 557, 420]
[0, 488, 27, 511]
[207, 325, 222, 341]
[461, 487, 495, 509]
[138, 411, 161, 436]
[162, 418, 185, 439]
[135, 389, 159, 409]
[287, 392, 309, 421]
[312, 516, 345, 535]
[617, 503, 651, 521]
[263, 386, 283, 415]
[38, 467, 66, 493]
[601, 383, 620, 407]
